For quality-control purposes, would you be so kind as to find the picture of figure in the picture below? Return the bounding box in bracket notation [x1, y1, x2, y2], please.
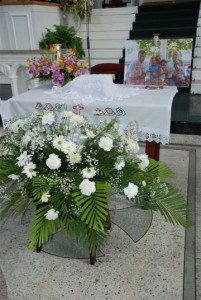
[155, 51, 162, 65]
[158, 59, 169, 85]
[126, 50, 148, 85]
[124, 39, 193, 88]
[166, 50, 184, 86]
[172, 62, 188, 86]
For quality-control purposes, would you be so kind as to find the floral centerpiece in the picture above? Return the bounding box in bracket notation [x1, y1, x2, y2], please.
[0, 111, 189, 264]
[60, 0, 94, 22]
[27, 48, 88, 86]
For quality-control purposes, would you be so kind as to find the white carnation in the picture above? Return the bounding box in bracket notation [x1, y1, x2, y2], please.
[21, 134, 31, 145]
[81, 167, 96, 179]
[126, 139, 139, 153]
[114, 159, 125, 171]
[137, 154, 149, 171]
[8, 174, 20, 180]
[46, 154, 61, 170]
[42, 113, 55, 125]
[99, 136, 113, 151]
[79, 179, 96, 196]
[86, 130, 96, 138]
[69, 153, 81, 165]
[70, 114, 84, 125]
[45, 208, 59, 220]
[124, 183, 138, 200]
[61, 111, 74, 118]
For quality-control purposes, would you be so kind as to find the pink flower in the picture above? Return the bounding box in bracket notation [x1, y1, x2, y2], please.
[42, 66, 50, 76]
[28, 65, 39, 76]
[51, 64, 60, 73]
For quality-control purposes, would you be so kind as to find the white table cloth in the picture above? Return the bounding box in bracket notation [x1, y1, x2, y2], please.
[0, 81, 177, 145]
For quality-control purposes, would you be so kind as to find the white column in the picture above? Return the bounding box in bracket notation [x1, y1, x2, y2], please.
[9, 75, 19, 97]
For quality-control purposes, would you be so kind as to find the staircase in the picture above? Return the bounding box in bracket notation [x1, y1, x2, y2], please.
[129, 1, 201, 93]
[74, 7, 138, 66]
[191, 6, 201, 94]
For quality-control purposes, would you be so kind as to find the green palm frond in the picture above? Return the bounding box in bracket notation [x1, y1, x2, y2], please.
[32, 177, 51, 200]
[150, 184, 190, 227]
[28, 204, 58, 249]
[0, 191, 22, 221]
[0, 157, 19, 179]
[71, 182, 110, 232]
[147, 159, 175, 178]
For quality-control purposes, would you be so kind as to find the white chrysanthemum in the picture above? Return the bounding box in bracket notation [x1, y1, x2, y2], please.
[45, 208, 59, 220]
[126, 139, 140, 153]
[41, 192, 50, 203]
[137, 154, 149, 171]
[124, 183, 138, 200]
[46, 154, 61, 170]
[69, 153, 81, 165]
[86, 130, 96, 138]
[9, 119, 24, 133]
[52, 135, 66, 150]
[99, 136, 113, 151]
[61, 111, 74, 118]
[79, 179, 96, 196]
[42, 113, 55, 125]
[81, 167, 96, 179]
[21, 134, 31, 145]
[114, 159, 125, 171]
[22, 162, 37, 179]
[61, 141, 77, 155]
[142, 180, 146, 187]
[8, 174, 20, 180]
[16, 151, 32, 167]
[70, 114, 84, 125]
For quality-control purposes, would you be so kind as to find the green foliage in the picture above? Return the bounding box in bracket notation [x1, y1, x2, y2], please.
[136, 40, 161, 57]
[39, 25, 85, 58]
[29, 204, 58, 249]
[60, 0, 93, 23]
[0, 112, 190, 261]
[166, 39, 193, 59]
[72, 182, 110, 231]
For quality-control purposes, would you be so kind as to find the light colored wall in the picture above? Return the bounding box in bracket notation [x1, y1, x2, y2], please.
[0, 4, 61, 50]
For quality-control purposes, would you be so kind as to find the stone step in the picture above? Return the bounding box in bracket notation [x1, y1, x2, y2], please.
[191, 80, 201, 94]
[195, 37, 201, 47]
[192, 68, 201, 81]
[82, 39, 125, 49]
[79, 22, 132, 32]
[89, 13, 135, 23]
[193, 57, 201, 68]
[83, 48, 123, 59]
[92, 7, 138, 16]
[77, 30, 129, 40]
[194, 47, 201, 57]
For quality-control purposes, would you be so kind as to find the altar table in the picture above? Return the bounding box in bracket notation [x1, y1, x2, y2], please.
[0, 83, 177, 160]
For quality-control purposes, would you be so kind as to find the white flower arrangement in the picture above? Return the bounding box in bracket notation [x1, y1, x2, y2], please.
[0, 110, 189, 264]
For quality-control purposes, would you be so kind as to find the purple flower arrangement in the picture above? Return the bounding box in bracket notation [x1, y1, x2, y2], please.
[27, 49, 89, 86]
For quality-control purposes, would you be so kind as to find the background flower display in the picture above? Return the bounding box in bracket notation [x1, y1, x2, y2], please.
[27, 49, 89, 86]
[0, 111, 189, 264]
[60, 0, 94, 22]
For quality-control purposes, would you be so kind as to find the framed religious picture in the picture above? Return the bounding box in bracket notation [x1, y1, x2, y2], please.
[124, 39, 193, 88]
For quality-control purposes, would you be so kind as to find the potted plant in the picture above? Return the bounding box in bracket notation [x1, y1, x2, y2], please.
[0, 111, 190, 264]
[39, 25, 85, 58]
